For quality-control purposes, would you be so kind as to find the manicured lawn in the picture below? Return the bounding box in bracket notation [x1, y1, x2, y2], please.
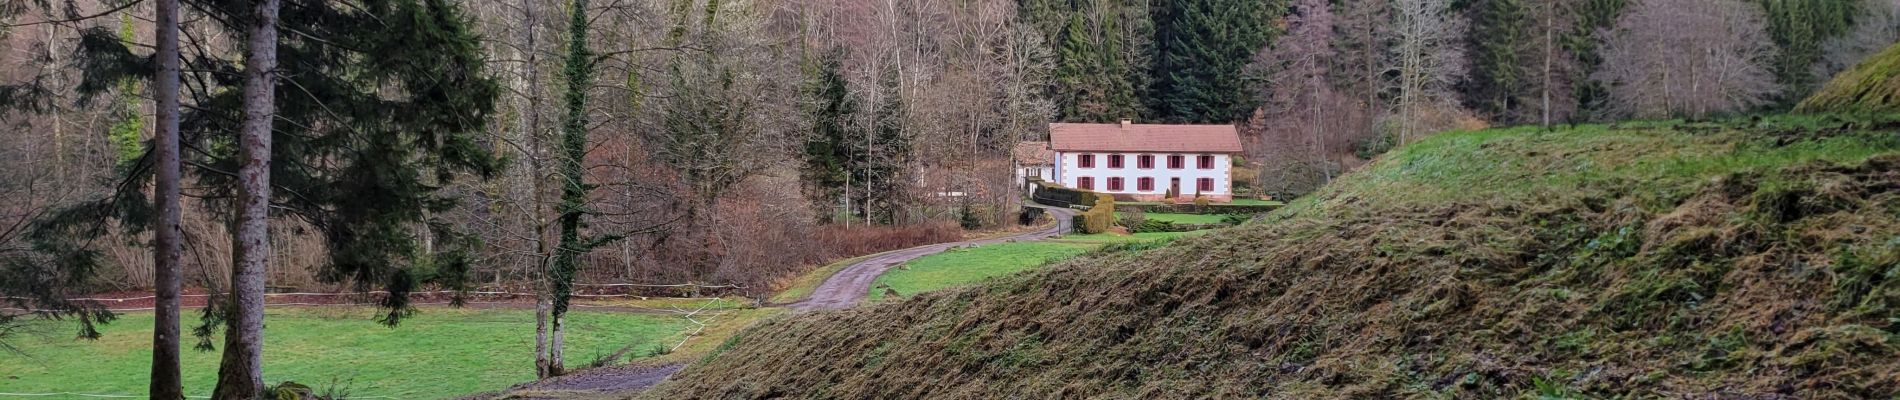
[868, 231, 1208, 301]
[0, 307, 690, 399]
[1139, 213, 1229, 224]
[868, 241, 1098, 301]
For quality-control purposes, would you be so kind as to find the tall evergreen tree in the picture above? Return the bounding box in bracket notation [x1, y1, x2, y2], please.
[1757, 0, 1859, 103]
[856, 65, 912, 224]
[1151, 0, 1282, 122]
[149, 0, 185, 396]
[1462, 0, 1533, 123]
[801, 48, 856, 222]
[213, 0, 281, 394]
[4, 0, 504, 392]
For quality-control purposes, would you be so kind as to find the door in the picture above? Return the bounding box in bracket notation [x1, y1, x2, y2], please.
[1170, 177, 1182, 200]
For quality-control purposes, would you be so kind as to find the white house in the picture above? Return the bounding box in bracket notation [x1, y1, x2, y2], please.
[1013, 141, 1055, 185]
[1047, 120, 1242, 202]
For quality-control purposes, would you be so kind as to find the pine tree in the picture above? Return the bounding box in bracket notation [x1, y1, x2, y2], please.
[1757, 0, 1860, 103]
[5, 0, 505, 392]
[800, 48, 856, 223]
[1151, 0, 1282, 123]
[1462, 0, 1533, 123]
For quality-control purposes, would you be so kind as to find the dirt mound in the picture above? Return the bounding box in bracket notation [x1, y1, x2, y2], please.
[646, 119, 1900, 398]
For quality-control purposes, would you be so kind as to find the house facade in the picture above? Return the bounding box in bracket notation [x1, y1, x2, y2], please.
[1012, 141, 1055, 185]
[1047, 121, 1242, 202]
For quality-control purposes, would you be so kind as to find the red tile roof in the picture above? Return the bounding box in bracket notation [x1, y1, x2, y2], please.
[1048, 122, 1243, 153]
[1013, 141, 1054, 165]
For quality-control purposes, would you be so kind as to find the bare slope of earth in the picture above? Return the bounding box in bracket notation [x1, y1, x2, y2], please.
[643, 117, 1900, 399]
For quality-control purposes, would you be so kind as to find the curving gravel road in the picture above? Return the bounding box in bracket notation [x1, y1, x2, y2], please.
[487, 205, 1076, 399]
[790, 205, 1076, 311]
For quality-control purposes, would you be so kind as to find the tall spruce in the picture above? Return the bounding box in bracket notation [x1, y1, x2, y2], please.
[212, 0, 280, 395]
[149, 0, 185, 396]
[801, 48, 855, 222]
[1151, 0, 1281, 122]
[2, 0, 506, 392]
[1462, 0, 1533, 123]
[1757, 0, 1860, 103]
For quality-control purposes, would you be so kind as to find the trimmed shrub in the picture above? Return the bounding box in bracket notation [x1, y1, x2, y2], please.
[1074, 193, 1117, 234]
[1032, 181, 1090, 207]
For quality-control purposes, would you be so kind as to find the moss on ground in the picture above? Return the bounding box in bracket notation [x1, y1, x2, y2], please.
[645, 115, 1900, 399]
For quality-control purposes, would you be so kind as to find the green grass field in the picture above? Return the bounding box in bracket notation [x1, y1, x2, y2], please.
[868, 231, 1208, 301]
[0, 307, 690, 399]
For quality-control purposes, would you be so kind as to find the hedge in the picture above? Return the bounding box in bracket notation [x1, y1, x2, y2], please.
[1119, 203, 1281, 214]
[1071, 193, 1116, 234]
[1032, 180, 1093, 208]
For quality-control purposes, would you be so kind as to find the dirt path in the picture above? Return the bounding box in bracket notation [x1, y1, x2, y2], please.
[485, 206, 1076, 399]
[790, 206, 1075, 311]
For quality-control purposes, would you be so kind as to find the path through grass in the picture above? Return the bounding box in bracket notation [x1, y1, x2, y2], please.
[0, 307, 689, 399]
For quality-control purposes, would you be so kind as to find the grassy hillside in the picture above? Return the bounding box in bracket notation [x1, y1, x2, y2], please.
[646, 116, 1900, 398]
[1799, 42, 1900, 114]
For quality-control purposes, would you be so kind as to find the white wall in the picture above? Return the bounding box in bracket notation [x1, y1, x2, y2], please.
[1056, 151, 1231, 198]
[1014, 165, 1053, 185]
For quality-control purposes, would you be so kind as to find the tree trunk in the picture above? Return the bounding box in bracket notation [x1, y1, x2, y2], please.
[547, 0, 593, 378]
[149, 0, 184, 398]
[212, 0, 279, 397]
[1540, 7, 1553, 130]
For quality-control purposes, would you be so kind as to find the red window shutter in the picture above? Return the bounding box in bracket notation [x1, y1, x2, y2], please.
[1138, 177, 1153, 191]
[1079, 154, 1095, 168]
[1108, 177, 1124, 191]
[1138, 155, 1154, 169]
[1198, 155, 1214, 169]
[1197, 178, 1213, 192]
[1078, 177, 1093, 190]
[1108, 154, 1124, 169]
[1168, 155, 1184, 169]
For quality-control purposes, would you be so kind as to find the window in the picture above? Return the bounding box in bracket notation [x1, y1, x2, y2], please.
[1108, 154, 1125, 169]
[1167, 155, 1185, 169]
[1137, 154, 1155, 169]
[1077, 176, 1094, 190]
[1197, 178, 1214, 192]
[1137, 177, 1154, 191]
[1107, 177, 1125, 191]
[1078, 154, 1095, 168]
[1198, 155, 1215, 169]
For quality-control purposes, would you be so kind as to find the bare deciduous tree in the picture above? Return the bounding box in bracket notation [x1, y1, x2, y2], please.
[1594, 0, 1779, 119]
[1389, 0, 1467, 144]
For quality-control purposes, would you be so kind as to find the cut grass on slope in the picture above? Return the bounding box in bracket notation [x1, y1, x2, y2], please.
[869, 231, 1208, 301]
[868, 241, 1097, 301]
[648, 114, 1900, 399]
[0, 307, 688, 399]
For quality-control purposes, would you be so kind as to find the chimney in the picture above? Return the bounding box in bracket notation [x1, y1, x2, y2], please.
[1120, 119, 1131, 129]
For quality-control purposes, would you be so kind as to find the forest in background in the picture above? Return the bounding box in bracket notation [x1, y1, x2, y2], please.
[2, 0, 1897, 308]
